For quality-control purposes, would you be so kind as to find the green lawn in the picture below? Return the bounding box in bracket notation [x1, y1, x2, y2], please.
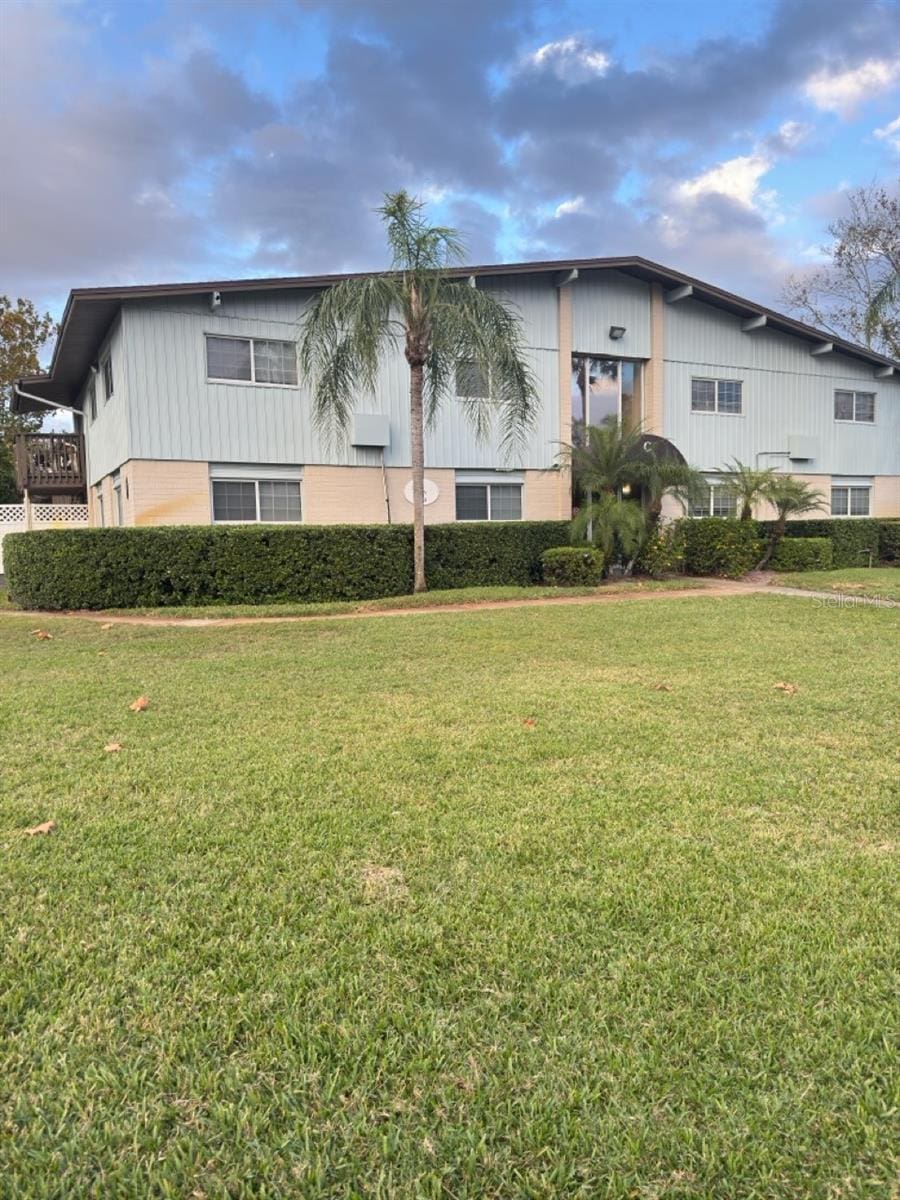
[775, 566, 900, 603]
[1, 596, 897, 1198]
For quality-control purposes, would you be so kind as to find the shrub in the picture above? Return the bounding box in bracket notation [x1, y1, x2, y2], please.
[771, 537, 833, 572]
[878, 520, 900, 563]
[3, 521, 571, 611]
[678, 518, 763, 579]
[540, 546, 604, 586]
[635, 524, 686, 578]
[758, 518, 880, 568]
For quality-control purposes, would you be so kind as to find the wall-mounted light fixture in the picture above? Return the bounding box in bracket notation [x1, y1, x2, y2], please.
[609, 325, 626, 340]
[621, 483, 632, 496]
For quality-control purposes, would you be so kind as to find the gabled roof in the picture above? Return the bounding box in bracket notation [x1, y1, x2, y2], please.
[15, 255, 899, 411]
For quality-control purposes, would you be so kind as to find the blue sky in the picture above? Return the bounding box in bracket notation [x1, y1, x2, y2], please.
[1, 0, 898, 325]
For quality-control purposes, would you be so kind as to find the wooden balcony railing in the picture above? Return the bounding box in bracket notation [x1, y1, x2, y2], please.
[14, 433, 86, 493]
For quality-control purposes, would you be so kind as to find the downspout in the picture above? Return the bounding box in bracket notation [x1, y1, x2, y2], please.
[381, 448, 392, 524]
[13, 383, 78, 414]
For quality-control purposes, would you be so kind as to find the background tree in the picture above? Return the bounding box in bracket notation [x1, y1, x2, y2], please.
[782, 183, 900, 358]
[757, 477, 826, 568]
[722, 459, 777, 521]
[0, 296, 56, 502]
[299, 192, 538, 592]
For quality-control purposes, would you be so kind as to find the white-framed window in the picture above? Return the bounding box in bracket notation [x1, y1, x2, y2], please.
[211, 478, 302, 523]
[456, 360, 490, 399]
[102, 356, 114, 401]
[206, 335, 298, 387]
[455, 472, 523, 521]
[95, 484, 105, 528]
[691, 377, 742, 415]
[88, 378, 97, 421]
[830, 481, 871, 517]
[834, 390, 875, 423]
[112, 472, 123, 526]
[689, 476, 738, 518]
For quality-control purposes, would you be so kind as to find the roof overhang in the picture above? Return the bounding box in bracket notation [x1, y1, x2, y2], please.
[16, 255, 900, 411]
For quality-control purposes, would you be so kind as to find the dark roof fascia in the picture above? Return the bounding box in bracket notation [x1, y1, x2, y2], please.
[16, 255, 900, 410]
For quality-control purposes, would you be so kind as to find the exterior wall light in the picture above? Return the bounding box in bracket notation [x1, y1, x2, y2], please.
[609, 325, 626, 340]
[621, 483, 632, 496]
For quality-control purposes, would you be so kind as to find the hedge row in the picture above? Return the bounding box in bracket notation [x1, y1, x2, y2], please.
[757, 518, 884, 569]
[3, 521, 570, 611]
[540, 546, 604, 586]
[677, 518, 763, 578]
[770, 537, 833, 572]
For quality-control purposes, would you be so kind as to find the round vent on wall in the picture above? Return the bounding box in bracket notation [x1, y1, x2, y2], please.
[403, 478, 440, 506]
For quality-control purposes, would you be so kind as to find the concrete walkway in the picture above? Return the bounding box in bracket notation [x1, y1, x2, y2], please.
[3, 578, 893, 629]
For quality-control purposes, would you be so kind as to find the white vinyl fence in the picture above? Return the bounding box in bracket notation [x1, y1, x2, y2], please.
[0, 502, 90, 573]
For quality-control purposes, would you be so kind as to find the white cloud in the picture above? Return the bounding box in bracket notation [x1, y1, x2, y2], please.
[553, 195, 586, 218]
[677, 151, 774, 211]
[528, 38, 610, 83]
[804, 58, 900, 117]
[873, 114, 900, 153]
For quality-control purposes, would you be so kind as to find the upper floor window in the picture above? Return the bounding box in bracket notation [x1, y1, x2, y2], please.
[102, 356, 114, 401]
[456, 361, 490, 399]
[834, 390, 875, 423]
[689, 476, 738, 518]
[88, 378, 97, 421]
[691, 377, 742, 415]
[206, 335, 298, 387]
[830, 483, 871, 517]
[212, 478, 302, 523]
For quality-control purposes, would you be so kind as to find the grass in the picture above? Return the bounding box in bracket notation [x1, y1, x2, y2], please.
[1, 595, 897, 1198]
[775, 565, 900, 603]
[6, 577, 704, 620]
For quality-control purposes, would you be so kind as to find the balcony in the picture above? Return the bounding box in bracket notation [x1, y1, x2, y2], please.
[14, 433, 86, 495]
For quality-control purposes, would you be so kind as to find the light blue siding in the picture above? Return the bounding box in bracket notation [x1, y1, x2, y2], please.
[81, 316, 130, 485]
[120, 274, 559, 472]
[571, 270, 651, 358]
[663, 298, 900, 475]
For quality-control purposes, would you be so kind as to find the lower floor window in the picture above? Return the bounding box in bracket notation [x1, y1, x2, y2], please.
[690, 479, 737, 518]
[830, 485, 870, 517]
[212, 478, 301, 523]
[455, 482, 522, 521]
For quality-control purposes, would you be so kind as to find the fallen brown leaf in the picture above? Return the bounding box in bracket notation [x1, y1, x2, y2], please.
[104, 742, 124, 753]
[522, 718, 537, 728]
[653, 683, 673, 692]
[24, 820, 55, 836]
[31, 630, 52, 641]
[100, 623, 114, 631]
[774, 681, 798, 695]
[129, 696, 150, 712]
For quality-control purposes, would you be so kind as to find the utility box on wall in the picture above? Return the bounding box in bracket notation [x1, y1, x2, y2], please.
[351, 414, 391, 448]
[787, 435, 817, 462]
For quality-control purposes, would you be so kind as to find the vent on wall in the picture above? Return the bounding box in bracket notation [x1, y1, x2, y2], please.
[351, 414, 390, 447]
[787, 436, 817, 461]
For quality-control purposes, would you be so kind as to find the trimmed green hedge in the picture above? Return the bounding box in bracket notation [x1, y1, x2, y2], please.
[758, 518, 881, 569]
[771, 537, 833, 572]
[677, 518, 763, 578]
[878, 520, 900, 563]
[3, 521, 570, 611]
[540, 546, 604, 586]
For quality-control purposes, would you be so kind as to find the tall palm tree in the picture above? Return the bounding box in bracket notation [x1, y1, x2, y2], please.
[565, 420, 705, 570]
[723, 459, 777, 521]
[864, 270, 899, 350]
[298, 191, 539, 592]
[757, 476, 826, 568]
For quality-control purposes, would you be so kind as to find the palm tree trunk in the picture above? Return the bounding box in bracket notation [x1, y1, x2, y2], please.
[409, 361, 427, 592]
[757, 516, 785, 569]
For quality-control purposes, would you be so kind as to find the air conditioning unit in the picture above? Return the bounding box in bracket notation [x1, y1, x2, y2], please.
[351, 414, 390, 448]
[787, 436, 817, 462]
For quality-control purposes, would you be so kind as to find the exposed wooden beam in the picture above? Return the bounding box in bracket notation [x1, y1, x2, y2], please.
[741, 314, 767, 332]
[810, 341, 834, 356]
[874, 365, 895, 378]
[554, 268, 579, 287]
[665, 284, 693, 304]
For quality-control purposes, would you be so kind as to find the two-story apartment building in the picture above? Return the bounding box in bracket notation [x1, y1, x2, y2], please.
[14, 257, 900, 526]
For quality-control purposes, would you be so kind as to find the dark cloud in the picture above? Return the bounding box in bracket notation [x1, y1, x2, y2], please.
[1, 0, 898, 309]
